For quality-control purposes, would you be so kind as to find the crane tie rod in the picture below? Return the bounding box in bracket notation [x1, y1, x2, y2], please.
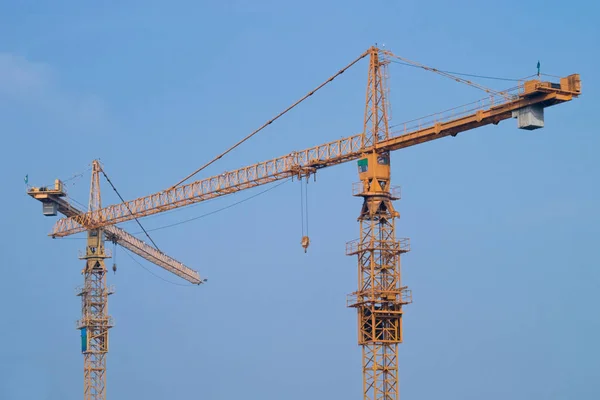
[382, 50, 514, 100]
[100, 167, 161, 251]
[169, 49, 371, 189]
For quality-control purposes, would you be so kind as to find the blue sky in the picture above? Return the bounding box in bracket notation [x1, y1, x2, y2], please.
[1, 1, 598, 399]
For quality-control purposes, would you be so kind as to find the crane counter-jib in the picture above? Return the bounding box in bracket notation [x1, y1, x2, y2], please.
[49, 74, 581, 238]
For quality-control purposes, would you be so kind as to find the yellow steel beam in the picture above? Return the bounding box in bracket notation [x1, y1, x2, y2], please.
[49, 74, 580, 238]
[28, 189, 202, 284]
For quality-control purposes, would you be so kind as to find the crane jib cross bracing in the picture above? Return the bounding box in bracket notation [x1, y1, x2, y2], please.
[27, 180, 201, 283]
[50, 69, 581, 237]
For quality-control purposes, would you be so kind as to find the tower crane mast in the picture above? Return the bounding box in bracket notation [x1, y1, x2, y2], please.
[31, 46, 581, 400]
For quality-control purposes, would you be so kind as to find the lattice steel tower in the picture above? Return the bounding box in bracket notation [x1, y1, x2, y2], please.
[76, 160, 113, 400]
[347, 47, 412, 400]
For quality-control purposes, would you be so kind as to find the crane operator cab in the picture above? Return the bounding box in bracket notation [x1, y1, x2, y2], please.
[357, 151, 391, 195]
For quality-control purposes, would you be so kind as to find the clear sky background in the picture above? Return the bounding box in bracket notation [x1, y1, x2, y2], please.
[0, 1, 598, 399]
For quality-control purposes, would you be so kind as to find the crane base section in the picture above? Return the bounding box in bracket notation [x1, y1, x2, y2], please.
[513, 105, 544, 130]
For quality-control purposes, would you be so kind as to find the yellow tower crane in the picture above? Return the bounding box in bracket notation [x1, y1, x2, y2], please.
[27, 160, 203, 400]
[36, 46, 581, 400]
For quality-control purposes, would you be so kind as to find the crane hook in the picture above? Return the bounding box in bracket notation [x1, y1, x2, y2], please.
[301, 235, 310, 253]
[299, 175, 310, 253]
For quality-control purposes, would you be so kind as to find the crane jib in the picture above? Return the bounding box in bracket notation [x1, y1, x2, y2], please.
[49, 73, 580, 238]
[26, 185, 202, 284]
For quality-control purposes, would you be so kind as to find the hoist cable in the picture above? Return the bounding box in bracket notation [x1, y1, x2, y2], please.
[300, 179, 305, 236]
[305, 178, 309, 236]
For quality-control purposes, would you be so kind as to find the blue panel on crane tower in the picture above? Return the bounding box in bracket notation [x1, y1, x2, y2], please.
[81, 328, 87, 352]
